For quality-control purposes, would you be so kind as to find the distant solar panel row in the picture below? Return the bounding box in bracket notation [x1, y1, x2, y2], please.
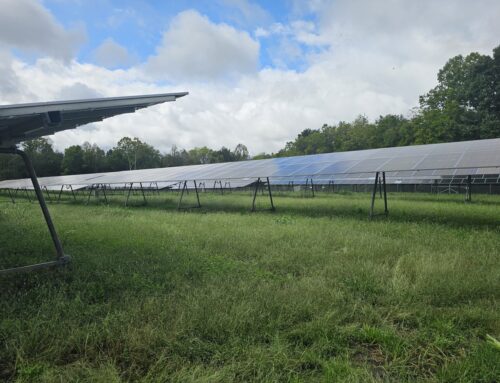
[0, 138, 499, 190]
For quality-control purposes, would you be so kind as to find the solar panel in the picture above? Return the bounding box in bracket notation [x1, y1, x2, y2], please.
[0, 92, 188, 147]
[0, 138, 499, 190]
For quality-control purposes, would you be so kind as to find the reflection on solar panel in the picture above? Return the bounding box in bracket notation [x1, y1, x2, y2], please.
[0, 138, 499, 190]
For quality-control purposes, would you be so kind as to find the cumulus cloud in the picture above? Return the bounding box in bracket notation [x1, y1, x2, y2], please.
[1, 1, 499, 156]
[0, 0, 85, 61]
[0, 51, 23, 101]
[93, 38, 135, 68]
[145, 10, 260, 81]
[57, 82, 103, 100]
[297, 0, 500, 109]
[0, 56, 407, 154]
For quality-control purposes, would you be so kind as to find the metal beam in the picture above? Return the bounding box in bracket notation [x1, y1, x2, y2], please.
[0, 147, 70, 275]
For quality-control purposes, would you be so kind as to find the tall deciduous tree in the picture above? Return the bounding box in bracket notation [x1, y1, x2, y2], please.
[22, 138, 62, 177]
[62, 145, 84, 175]
[82, 142, 106, 173]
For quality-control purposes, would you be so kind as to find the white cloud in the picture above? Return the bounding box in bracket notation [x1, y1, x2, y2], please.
[93, 38, 135, 68]
[0, 0, 85, 61]
[1, 1, 499, 157]
[145, 10, 260, 81]
[0, 55, 408, 154]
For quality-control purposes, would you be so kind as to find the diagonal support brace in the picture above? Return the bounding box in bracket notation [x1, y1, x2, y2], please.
[0, 147, 70, 274]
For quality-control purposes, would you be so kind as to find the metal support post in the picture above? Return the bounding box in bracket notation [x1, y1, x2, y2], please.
[57, 185, 64, 203]
[0, 147, 70, 274]
[86, 184, 94, 205]
[382, 172, 388, 216]
[266, 177, 275, 211]
[311, 178, 315, 197]
[101, 184, 108, 205]
[251, 177, 275, 211]
[43, 186, 53, 203]
[177, 181, 187, 209]
[24, 188, 32, 203]
[125, 182, 134, 206]
[465, 175, 472, 202]
[369, 171, 389, 218]
[370, 172, 379, 219]
[69, 185, 77, 201]
[7, 188, 15, 203]
[139, 182, 147, 205]
[251, 178, 261, 211]
[194, 180, 201, 207]
[177, 180, 202, 209]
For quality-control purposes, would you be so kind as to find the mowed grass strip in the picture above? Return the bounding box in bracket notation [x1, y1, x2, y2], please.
[0, 192, 499, 382]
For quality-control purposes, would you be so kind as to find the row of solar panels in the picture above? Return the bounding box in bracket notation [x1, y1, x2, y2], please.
[0, 138, 499, 191]
[1, 173, 499, 193]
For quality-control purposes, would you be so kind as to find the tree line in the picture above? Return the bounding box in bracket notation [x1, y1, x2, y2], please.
[0, 137, 250, 180]
[0, 45, 498, 180]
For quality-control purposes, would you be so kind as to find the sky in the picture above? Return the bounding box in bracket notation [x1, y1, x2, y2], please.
[0, 0, 499, 155]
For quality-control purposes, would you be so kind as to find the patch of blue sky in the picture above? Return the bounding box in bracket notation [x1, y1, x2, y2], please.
[43, 0, 319, 71]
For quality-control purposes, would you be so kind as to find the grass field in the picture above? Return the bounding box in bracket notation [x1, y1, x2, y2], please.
[1, 190, 499, 382]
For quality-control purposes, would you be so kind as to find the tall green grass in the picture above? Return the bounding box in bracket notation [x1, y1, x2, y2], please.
[0, 192, 499, 382]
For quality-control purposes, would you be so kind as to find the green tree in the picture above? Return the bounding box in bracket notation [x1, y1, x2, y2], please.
[62, 145, 84, 175]
[416, 45, 500, 143]
[22, 138, 62, 177]
[112, 137, 161, 170]
[234, 144, 249, 160]
[81, 142, 106, 173]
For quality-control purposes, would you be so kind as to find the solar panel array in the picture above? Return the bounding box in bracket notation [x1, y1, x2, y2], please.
[0, 93, 188, 147]
[0, 138, 499, 191]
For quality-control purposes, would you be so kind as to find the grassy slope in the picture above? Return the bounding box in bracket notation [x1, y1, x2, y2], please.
[0, 191, 499, 382]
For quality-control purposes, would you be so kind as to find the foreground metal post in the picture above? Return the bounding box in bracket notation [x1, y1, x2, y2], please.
[0, 148, 70, 274]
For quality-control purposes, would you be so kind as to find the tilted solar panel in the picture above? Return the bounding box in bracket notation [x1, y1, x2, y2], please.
[0, 138, 499, 190]
[0, 92, 188, 148]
